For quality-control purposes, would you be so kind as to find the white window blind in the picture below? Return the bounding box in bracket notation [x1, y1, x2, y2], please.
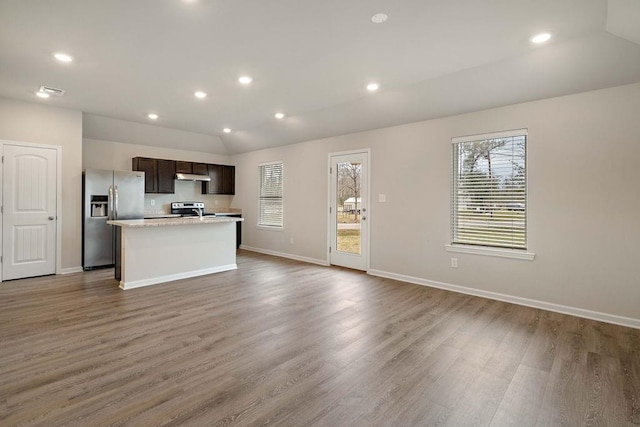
[452, 130, 527, 250]
[258, 162, 283, 228]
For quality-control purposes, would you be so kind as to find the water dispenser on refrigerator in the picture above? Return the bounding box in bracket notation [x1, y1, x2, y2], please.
[90, 195, 108, 217]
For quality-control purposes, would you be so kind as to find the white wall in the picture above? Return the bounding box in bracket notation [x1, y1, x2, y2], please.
[232, 82, 640, 322]
[83, 113, 228, 154]
[83, 138, 234, 213]
[0, 97, 83, 270]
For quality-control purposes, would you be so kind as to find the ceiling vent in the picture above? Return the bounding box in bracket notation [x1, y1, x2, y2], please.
[39, 85, 65, 96]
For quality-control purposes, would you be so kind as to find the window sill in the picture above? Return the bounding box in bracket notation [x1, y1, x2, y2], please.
[445, 244, 535, 261]
[257, 225, 284, 232]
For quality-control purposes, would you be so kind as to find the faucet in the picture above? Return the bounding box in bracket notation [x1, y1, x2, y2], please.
[192, 208, 203, 219]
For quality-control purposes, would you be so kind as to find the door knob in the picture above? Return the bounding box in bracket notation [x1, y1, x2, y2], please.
[48, 216, 55, 220]
[362, 216, 367, 220]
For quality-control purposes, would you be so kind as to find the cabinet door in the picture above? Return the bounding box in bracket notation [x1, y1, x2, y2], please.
[222, 165, 235, 195]
[175, 161, 193, 174]
[132, 157, 158, 193]
[157, 160, 176, 193]
[203, 164, 223, 194]
[193, 163, 208, 175]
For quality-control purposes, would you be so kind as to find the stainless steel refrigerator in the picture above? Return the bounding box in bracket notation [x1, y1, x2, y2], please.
[83, 169, 145, 270]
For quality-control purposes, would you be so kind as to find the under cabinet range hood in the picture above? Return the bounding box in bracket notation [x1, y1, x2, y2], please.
[175, 173, 211, 182]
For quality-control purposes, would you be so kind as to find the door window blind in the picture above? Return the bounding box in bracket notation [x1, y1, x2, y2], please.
[259, 162, 283, 228]
[452, 130, 527, 250]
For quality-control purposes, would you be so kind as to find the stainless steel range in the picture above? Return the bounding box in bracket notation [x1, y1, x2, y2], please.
[170, 201, 215, 217]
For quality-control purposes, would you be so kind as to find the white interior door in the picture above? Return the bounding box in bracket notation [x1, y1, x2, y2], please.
[2, 144, 57, 280]
[329, 151, 369, 270]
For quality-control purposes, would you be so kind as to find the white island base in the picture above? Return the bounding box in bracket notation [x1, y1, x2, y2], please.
[108, 217, 242, 290]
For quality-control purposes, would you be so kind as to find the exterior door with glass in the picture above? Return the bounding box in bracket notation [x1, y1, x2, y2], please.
[329, 151, 369, 271]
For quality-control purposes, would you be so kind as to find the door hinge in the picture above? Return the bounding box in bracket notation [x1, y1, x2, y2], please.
[1, 155, 3, 163]
[329, 246, 332, 253]
[330, 167, 332, 174]
[329, 206, 332, 214]
[1, 205, 2, 214]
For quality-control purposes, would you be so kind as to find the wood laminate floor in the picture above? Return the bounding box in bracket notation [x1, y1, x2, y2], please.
[1, 250, 639, 426]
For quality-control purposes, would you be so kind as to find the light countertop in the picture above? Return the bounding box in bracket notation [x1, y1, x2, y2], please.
[108, 216, 243, 228]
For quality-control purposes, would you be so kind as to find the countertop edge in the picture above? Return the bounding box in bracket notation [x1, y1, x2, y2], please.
[108, 217, 244, 228]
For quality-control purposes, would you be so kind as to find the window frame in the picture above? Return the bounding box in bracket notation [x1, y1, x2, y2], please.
[257, 160, 284, 230]
[447, 129, 535, 260]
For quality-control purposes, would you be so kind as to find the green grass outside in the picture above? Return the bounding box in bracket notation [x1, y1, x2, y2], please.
[337, 229, 361, 254]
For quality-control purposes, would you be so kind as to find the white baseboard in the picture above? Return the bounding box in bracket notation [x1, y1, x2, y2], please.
[367, 269, 640, 330]
[119, 264, 237, 290]
[240, 245, 330, 267]
[59, 266, 83, 275]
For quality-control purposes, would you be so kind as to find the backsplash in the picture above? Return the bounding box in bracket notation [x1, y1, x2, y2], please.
[143, 180, 233, 214]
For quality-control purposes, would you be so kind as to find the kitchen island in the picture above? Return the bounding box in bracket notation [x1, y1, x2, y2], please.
[107, 216, 243, 290]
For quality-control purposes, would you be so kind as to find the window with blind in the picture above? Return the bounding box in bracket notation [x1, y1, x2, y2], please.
[452, 129, 527, 250]
[258, 161, 284, 228]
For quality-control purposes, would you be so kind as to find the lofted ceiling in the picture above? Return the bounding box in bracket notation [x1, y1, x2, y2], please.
[1, 0, 640, 154]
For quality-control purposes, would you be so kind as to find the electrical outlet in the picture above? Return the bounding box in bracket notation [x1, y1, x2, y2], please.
[150, 199, 155, 206]
[379, 194, 387, 203]
[214, 199, 219, 206]
[290, 238, 294, 244]
[451, 257, 458, 268]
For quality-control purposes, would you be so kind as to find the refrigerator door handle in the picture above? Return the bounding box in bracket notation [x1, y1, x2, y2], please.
[108, 186, 114, 220]
[114, 185, 119, 220]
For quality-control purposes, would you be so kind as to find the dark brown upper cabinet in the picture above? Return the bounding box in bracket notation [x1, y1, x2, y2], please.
[157, 159, 176, 193]
[132, 157, 176, 194]
[221, 165, 235, 195]
[175, 161, 193, 174]
[193, 163, 208, 175]
[202, 165, 235, 195]
[132, 157, 158, 193]
[134, 156, 232, 195]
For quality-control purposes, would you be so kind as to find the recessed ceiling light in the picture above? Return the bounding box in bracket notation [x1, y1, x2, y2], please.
[371, 13, 388, 24]
[148, 113, 159, 120]
[530, 32, 552, 44]
[194, 91, 207, 99]
[39, 85, 65, 96]
[238, 76, 253, 85]
[223, 127, 231, 133]
[367, 82, 380, 92]
[274, 112, 285, 119]
[35, 91, 50, 98]
[53, 52, 73, 63]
